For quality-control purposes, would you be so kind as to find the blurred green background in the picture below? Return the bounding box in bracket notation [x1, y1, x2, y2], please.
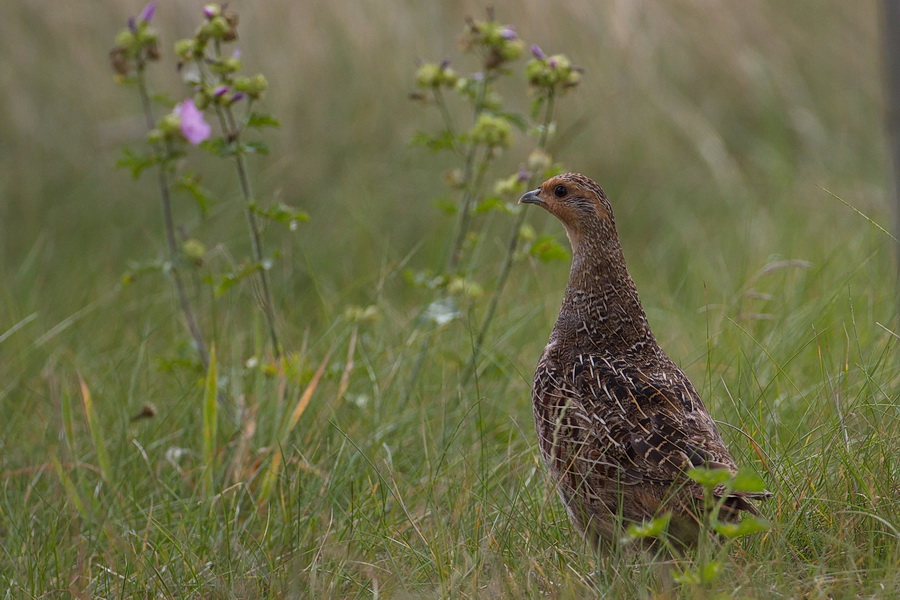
[1, 0, 889, 324]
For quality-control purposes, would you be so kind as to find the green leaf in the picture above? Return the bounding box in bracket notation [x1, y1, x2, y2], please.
[701, 561, 723, 582]
[433, 197, 457, 215]
[496, 110, 528, 132]
[216, 263, 263, 296]
[624, 514, 671, 541]
[713, 516, 770, 538]
[247, 112, 281, 129]
[253, 201, 310, 228]
[731, 469, 768, 493]
[175, 172, 213, 216]
[529, 95, 546, 120]
[410, 130, 456, 152]
[200, 137, 233, 157]
[687, 467, 732, 488]
[529, 236, 570, 262]
[116, 147, 158, 179]
[475, 196, 511, 214]
[150, 92, 176, 108]
[241, 141, 269, 155]
[673, 561, 722, 585]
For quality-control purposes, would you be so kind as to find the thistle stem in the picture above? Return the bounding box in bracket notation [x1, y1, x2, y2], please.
[446, 75, 490, 272]
[200, 47, 282, 358]
[463, 90, 557, 383]
[402, 74, 492, 401]
[135, 66, 210, 370]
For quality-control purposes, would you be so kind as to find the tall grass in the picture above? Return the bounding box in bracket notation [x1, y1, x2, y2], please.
[1, 1, 897, 597]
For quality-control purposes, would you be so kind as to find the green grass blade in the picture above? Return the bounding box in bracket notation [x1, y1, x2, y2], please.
[202, 345, 218, 497]
[78, 374, 110, 484]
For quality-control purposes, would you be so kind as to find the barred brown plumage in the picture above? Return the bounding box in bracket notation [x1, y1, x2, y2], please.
[520, 172, 769, 550]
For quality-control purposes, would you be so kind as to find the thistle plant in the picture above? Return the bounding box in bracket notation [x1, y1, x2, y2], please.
[110, 2, 210, 369]
[409, 11, 583, 382]
[111, 3, 306, 365]
[624, 467, 771, 588]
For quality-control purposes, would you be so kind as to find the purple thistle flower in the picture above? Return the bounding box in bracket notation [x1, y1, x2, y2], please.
[500, 26, 517, 41]
[213, 85, 229, 98]
[439, 58, 451, 70]
[203, 4, 217, 19]
[231, 92, 246, 103]
[530, 44, 545, 60]
[548, 57, 558, 68]
[139, 2, 156, 23]
[174, 99, 211, 145]
[517, 168, 531, 182]
[128, 16, 137, 33]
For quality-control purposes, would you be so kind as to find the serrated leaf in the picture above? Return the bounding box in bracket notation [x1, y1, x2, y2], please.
[200, 137, 233, 157]
[701, 561, 723, 582]
[624, 514, 671, 541]
[116, 147, 158, 179]
[713, 516, 770, 538]
[732, 469, 767, 493]
[529, 236, 570, 262]
[687, 467, 732, 488]
[246, 112, 281, 129]
[475, 196, 511, 214]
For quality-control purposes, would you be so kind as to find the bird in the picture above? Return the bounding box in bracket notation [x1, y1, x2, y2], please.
[519, 172, 768, 550]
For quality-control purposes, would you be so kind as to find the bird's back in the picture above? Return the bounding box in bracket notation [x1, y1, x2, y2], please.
[532, 341, 749, 547]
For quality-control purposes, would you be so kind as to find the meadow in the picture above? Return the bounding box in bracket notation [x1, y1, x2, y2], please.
[1, 1, 898, 597]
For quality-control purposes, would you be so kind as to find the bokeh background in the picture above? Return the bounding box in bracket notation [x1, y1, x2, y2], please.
[1, 1, 889, 331]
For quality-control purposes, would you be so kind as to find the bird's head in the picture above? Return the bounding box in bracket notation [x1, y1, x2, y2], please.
[519, 173, 614, 249]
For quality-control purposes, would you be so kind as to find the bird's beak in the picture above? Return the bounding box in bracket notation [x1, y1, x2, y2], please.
[519, 189, 544, 205]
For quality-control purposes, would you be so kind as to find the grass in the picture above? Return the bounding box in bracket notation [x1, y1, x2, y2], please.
[1, 1, 898, 597]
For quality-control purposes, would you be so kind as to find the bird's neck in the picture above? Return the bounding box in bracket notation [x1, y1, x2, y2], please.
[552, 219, 658, 357]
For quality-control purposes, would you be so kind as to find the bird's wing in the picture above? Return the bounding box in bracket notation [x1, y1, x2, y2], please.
[567, 353, 739, 487]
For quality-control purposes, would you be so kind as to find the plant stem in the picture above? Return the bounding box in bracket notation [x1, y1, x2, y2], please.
[136, 66, 210, 370]
[401, 75, 491, 402]
[229, 126, 282, 358]
[202, 47, 282, 358]
[463, 90, 557, 383]
[446, 75, 490, 272]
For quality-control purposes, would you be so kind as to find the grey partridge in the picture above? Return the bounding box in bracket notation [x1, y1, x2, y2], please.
[520, 172, 768, 549]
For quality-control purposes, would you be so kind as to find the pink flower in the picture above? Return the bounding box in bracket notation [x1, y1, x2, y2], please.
[139, 2, 157, 23]
[174, 99, 211, 145]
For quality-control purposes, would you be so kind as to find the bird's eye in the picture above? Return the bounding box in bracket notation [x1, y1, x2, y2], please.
[553, 185, 568, 198]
